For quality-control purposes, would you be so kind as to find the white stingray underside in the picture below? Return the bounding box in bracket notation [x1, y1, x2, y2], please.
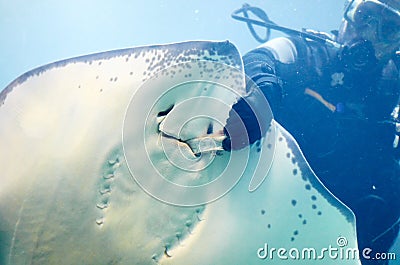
[0, 41, 359, 264]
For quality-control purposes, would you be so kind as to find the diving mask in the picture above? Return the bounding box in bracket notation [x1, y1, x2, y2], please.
[344, 0, 400, 43]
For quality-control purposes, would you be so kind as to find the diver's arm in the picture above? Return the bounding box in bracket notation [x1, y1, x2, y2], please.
[243, 37, 302, 108]
[223, 37, 302, 151]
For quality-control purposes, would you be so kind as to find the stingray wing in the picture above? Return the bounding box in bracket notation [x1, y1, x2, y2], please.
[0, 40, 359, 265]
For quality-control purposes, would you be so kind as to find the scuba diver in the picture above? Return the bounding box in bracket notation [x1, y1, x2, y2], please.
[226, 0, 400, 264]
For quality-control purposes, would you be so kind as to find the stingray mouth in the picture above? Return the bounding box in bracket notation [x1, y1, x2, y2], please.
[153, 95, 230, 176]
[157, 104, 225, 158]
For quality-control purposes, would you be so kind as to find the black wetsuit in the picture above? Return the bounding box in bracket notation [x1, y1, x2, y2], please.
[240, 36, 400, 264]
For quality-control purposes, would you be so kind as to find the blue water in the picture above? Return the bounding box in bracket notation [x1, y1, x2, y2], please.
[0, 0, 341, 90]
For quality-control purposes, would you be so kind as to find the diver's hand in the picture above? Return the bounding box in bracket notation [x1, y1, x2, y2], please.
[222, 86, 272, 151]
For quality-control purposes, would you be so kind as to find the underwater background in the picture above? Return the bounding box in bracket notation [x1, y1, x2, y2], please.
[0, 0, 398, 264]
[0, 0, 342, 90]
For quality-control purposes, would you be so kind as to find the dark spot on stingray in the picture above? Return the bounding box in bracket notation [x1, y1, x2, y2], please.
[286, 152, 291, 158]
[311, 195, 317, 201]
[298, 214, 303, 218]
[291, 157, 296, 164]
[317, 211, 322, 216]
[302, 174, 307, 181]
[279, 137, 283, 142]
[293, 230, 299, 236]
[312, 204, 317, 210]
[158, 105, 174, 117]
[257, 148, 261, 152]
[98, 61, 102, 65]
[256, 141, 261, 147]
[267, 224, 271, 229]
[110, 78, 113, 82]
[305, 184, 311, 190]
[291, 237, 295, 242]
[303, 219, 307, 225]
[145, 58, 150, 63]
[293, 169, 298, 175]
[261, 209, 266, 215]
[185, 220, 192, 227]
[207, 123, 213, 134]
[291, 200, 297, 206]
[96, 75, 99, 79]
[267, 143, 272, 149]
[130, 72, 133, 75]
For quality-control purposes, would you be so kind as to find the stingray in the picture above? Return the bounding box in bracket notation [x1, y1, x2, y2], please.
[0, 40, 360, 264]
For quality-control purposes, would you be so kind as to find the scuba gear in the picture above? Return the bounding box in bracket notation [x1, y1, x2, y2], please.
[230, 3, 400, 264]
[231, 3, 271, 43]
[232, 4, 380, 74]
[340, 39, 378, 73]
[391, 100, 400, 148]
[231, 4, 342, 48]
[344, 0, 400, 43]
